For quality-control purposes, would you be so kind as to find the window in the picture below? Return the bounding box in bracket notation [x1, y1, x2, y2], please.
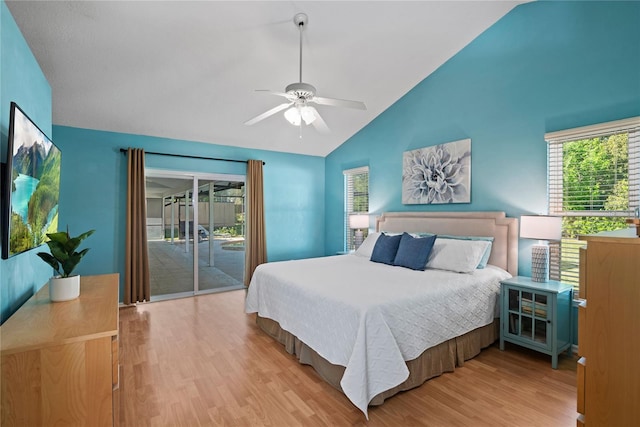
[546, 117, 640, 293]
[344, 166, 369, 251]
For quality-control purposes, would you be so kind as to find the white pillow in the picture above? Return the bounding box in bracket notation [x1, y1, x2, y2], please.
[425, 238, 491, 273]
[354, 232, 380, 257]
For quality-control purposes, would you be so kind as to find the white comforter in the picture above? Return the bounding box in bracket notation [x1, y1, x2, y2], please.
[245, 254, 511, 417]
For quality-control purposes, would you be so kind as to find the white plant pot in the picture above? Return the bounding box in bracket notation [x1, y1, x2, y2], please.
[49, 275, 80, 302]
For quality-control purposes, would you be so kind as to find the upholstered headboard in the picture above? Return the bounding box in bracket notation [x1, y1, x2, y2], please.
[376, 211, 518, 276]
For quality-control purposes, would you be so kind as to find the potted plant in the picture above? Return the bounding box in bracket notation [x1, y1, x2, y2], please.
[37, 227, 95, 302]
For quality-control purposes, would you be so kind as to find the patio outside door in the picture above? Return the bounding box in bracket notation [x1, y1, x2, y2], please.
[194, 178, 245, 293]
[145, 170, 245, 300]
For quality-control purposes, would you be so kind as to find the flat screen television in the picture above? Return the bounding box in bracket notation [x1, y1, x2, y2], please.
[2, 102, 61, 259]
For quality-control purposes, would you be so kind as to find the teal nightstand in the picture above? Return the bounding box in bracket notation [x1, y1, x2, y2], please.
[499, 276, 573, 369]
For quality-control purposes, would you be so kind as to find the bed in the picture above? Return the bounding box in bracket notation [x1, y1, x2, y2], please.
[245, 211, 518, 417]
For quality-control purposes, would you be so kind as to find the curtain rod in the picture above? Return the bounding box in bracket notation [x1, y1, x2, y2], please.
[119, 148, 265, 165]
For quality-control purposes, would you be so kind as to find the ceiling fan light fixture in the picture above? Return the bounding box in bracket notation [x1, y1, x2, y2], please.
[284, 105, 316, 127]
[300, 106, 316, 125]
[284, 107, 302, 126]
[244, 12, 366, 132]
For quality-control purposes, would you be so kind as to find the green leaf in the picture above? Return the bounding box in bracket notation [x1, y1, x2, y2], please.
[37, 227, 95, 277]
[65, 237, 82, 253]
[61, 254, 81, 277]
[46, 231, 70, 244]
[49, 244, 69, 262]
[36, 252, 62, 276]
[77, 230, 95, 241]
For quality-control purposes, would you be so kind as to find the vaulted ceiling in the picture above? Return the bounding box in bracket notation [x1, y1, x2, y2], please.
[7, 1, 525, 157]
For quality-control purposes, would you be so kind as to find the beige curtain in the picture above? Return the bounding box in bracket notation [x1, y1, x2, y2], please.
[244, 159, 267, 286]
[125, 148, 150, 304]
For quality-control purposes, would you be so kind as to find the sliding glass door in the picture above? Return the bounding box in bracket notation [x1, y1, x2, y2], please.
[145, 170, 245, 300]
[146, 174, 194, 297]
[194, 178, 245, 293]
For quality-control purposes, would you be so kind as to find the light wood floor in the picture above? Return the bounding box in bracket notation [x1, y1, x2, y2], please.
[117, 290, 578, 426]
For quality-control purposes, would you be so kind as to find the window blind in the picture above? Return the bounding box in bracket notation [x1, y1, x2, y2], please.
[343, 166, 369, 251]
[545, 117, 640, 288]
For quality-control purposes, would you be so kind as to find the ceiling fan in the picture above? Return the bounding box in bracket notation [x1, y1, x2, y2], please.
[244, 13, 366, 134]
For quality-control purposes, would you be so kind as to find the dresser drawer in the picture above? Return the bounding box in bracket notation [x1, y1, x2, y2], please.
[112, 336, 119, 388]
[577, 301, 586, 356]
[577, 357, 586, 415]
[578, 247, 587, 300]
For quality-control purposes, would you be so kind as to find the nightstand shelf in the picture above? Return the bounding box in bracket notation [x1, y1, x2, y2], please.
[499, 276, 572, 369]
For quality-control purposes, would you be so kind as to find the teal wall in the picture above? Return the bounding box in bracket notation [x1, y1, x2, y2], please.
[0, 1, 53, 322]
[3, 0, 639, 324]
[52, 126, 325, 300]
[1, 0, 324, 316]
[325, 1, 640, 277]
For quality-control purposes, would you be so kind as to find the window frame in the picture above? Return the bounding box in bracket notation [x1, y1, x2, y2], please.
[545, 116, 640, 291]
[343, 166, 369, 251]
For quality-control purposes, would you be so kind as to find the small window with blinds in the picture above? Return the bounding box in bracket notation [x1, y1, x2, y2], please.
[546, 117, 640, 292]
[343, 166, 369, 251]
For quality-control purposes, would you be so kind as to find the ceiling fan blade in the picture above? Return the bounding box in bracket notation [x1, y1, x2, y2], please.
[313, 96, 366, 110]
[244, 102, 292, 126]
[308, 106, 330, 134]
[255, 90, 294, 100]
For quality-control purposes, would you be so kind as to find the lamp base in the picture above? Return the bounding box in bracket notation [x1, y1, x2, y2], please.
[531, 244, 549, 282]
[354, 229, 364, 250]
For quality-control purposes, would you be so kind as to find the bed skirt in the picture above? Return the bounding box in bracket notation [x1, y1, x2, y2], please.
[256, 315, 499, 406]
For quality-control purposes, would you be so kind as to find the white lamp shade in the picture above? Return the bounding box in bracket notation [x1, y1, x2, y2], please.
[349, 214, 369, 229]
[520, 215, 562, 241]
[284, 107, 301, 126]
[284, 106, 317, 126]
[300, 106, 316, 125]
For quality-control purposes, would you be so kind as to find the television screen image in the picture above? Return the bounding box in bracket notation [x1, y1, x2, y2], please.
[2, 102, 61, 259]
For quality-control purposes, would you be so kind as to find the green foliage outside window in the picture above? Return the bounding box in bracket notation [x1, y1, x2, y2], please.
[555, 130, 634, 287]
[345, 169, 369, 251]
[562, 133, 629, 238]
[351, 173, 369, 213]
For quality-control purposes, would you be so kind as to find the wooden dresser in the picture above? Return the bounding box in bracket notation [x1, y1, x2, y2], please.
[1, 274, 119, 427]
[577, 229, 639, 426]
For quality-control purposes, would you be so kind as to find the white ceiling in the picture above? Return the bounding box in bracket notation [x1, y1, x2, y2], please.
[6, 1, 525, 157]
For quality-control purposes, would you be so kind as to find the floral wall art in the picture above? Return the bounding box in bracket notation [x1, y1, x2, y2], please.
[402, 138, 471, 204]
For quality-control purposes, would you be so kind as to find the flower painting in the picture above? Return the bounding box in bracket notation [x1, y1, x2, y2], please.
[402, 139, 471, 204]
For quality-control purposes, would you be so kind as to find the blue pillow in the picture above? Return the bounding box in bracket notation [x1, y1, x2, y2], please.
[477, 241, 493, 268]
[393, 233, 437, 270]
[437, 234, 494, 269]
[370, 233, 402, 265]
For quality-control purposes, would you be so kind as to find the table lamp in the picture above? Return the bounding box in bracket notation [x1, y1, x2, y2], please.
[349, 214, 369, 250]
[520, 215, 562, 282]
